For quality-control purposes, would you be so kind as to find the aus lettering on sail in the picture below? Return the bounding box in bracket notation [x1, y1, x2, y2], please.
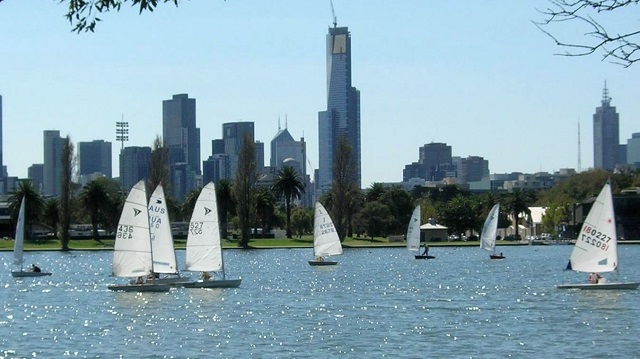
[580, 225, 613, 251]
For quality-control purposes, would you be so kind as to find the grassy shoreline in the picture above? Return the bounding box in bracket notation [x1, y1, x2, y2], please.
[0, 236, 535, 251]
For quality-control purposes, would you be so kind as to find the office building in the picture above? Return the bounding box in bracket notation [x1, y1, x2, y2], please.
[119, 146, 151, 192]
[593, 83, 620, 171]
[627, 133, 640, 165]
[419, 142, 452, 181]
[78, 140, 112, 178]
[222, 121, 255, 177]
[318, 24, 361, 194]
[43, 130, 65, 197]
[28, 164, 44, 193]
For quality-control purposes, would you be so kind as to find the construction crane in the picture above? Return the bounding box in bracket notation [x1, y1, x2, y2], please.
[329, 0, 337, 27]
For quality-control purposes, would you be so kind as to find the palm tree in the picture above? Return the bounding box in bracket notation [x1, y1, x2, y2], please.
[272, 166, 305, 238]
[8, 181, 44, 239]
[365, 182, 386, 202]
[256, 187, 277, 235]
[182, 187, 202, 222]
[504, 188, 535, 239]
[79, 179, 110, 242]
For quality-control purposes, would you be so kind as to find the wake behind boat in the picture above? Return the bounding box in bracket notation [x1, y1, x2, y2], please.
[182, 182, 241, 288]
[308, 202, 342, 266]
[11, 197, 52, 278]
[406, 205, 435, 260]
[558, 182, 639, 290]
[108, 181, 171, 292]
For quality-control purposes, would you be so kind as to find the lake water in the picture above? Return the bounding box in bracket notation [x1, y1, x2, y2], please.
[1, 244, 640, 358]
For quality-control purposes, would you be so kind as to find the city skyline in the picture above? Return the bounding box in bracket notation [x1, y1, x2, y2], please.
[1, 1, 639, 188]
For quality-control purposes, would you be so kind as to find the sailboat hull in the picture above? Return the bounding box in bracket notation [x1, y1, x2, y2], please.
[414, 255, 435, 260]
[181, 278, 242, 288]
[149, 276, 191, 285]
[490, 254, 505, 259]
[557, 282, 640, 290]
[308, 260, 338, 266]
[11, 271, 52, 278]
[108, 283, 172, 292]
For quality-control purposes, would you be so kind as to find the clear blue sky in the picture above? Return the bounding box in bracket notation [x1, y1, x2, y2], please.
[1, 1, 638, 187]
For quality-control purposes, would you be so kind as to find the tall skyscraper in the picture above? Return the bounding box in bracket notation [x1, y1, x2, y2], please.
[222, 121, 255, 177]
[593, 83, 620, 171]
[119, 146, 151, 192]
[419, 142, 452, 181]
[163, 94, 201, 199]
[78, 140, 112, 177]
[271, 125, 307, 175]
[627, 133, 640, 165]
[43, 130, 65, 197]
[28, 164, 44, 193]
[318, 24, 361, 193]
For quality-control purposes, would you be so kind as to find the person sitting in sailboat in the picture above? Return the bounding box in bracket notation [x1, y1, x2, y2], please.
[201, 271, 211, 280]
[315, 256, 324, 262]
[589, 273, 603, 284]
[31, 264, 41, 273]
[422, 243, 429, 256]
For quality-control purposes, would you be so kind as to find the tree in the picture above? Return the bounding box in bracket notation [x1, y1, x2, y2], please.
[365, 182, 387, 202]
[379, 185, 413, 234]
[149, 135, 170, 193]
[233, 133, 258, 248]
[42, 198, 60, 237]
[79, 178, 111, 242]
[59, 136, 75, 251]
[330, 136, 359, 242]
[255, 187, 277, 235]
[182, 187, 202, 222]
[290, 206, 313, 238]
[437, 195, 480, 238]
[60, 0, 181, 33]
[8, 181, 44, 239]
[272, 166, 305, 238]
[503, 189, 536, 239]
[353, 201, 393, 240]
[535, 0, 640, 67]
[216, 179, 234, 240]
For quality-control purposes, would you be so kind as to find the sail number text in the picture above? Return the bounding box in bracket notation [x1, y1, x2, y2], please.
[580, 226, 611, 251]
[190, 222, 203, 235]
[117, 225, 134, 239]
[319, 223, 335, 235]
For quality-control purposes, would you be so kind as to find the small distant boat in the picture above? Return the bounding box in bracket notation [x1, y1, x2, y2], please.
[406, 205, 434, 259]
[480, 203, 504, 260]
[108, 181, 171, 292]
[11, 198, 52, 278]
[308, 202, 342, 266]
[182, 182, 241, 288]
[558, 182, 639, 290]
[148, 183, 190, 285]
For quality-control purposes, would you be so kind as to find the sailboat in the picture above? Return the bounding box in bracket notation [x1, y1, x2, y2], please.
[148, 184, 190, 285]
[308, 202, 343, 266]
[11, 198, 52, 278]
[558, 182, 639, 290]
[406, 205, 434, 259]
[108, 180, 171, 292]
[480, 203, 505, 259]
[182, 182, 241, 288]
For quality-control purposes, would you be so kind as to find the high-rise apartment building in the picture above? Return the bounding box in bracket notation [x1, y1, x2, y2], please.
[419, 142, 452, 181]
[458, 156, 490, 184]
[593, 83, 620, 171]
[318, 24, 361, 194]
[222, 121, 255, 177]
[162, 94, 201, 199]
[78, 140, 112, 177]
[270, 126, 307, 175]
[28, 164, 44, 193]
[627, 133, 640, 166]
[119, 146, 151, 192]
[43, 131, 65, 197]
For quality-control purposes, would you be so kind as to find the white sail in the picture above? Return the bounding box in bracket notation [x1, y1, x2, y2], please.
[112, 180, 153, 278]
[406, 205, 421, 252]
[480, 204, 500, 252]
[185, 182, 222, 272]
[13, 198, 26, 268]
[313, 202, 343, 257]
[148, 184, 178, 274]
[569, 183, 618, 273]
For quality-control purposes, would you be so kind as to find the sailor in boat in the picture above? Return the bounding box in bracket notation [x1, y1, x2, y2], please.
[422, 243, 429, 256]
[588, 273, 604, 284]
[135, 276, 145, 284]
[315, 256, 324, 262]
[31, 264, 41, 273]
[201, 271, 211, 280]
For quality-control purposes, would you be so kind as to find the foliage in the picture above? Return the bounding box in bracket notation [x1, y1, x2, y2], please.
[541, 203, 568, 235]
[378, 186, 413, 234]
[256, 187, 278, 234]
[61, 0, 181, 33]
[353, 201, 393, 240]
[290, 206, 313, 237]
[8, 181, 44, 239]
[535, 0, 640, 67]
[330, 136, 359, 241]
[503, 188, 536, 238]
[149, 135, 170, 194]
[233, 133, 258, 248]
[59, 136, 74, 251]
[272, 166, 305, 238]
[79, 178, 112, 241]
[365, 182, 387, 202]
[437, 195, 481, 237]
[181, 187, 202, 222]
[42, 198, 60, 236]
[216, 179, 234, 240]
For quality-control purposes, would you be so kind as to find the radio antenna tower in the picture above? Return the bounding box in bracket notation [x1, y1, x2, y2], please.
[329, 0, 337, 27]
